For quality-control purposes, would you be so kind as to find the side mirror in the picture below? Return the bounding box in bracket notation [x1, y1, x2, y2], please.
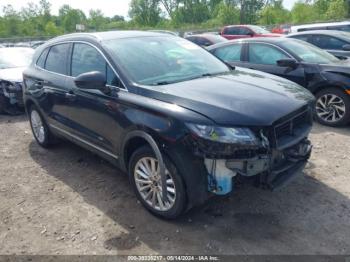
[342, 44, 350, 51]
[74, 71, 107, 90]
[277, 58, 298, 69]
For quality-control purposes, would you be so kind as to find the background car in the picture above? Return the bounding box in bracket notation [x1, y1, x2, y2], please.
[208, 37, 350, 127]
[185, 34, 227, 47]
[272, 24, 291, 34]
[290, 21, 350, 33]
[220, 25, 281, 40]
[23, 31, 313, 219]
[0, 47, 34, 114]
[287, 30, 350, 58]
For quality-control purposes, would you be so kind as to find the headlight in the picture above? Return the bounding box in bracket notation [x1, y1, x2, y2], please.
[186, 123, 258, 145]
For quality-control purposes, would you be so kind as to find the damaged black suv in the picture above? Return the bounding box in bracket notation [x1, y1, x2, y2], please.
[23, 31, 314, 219]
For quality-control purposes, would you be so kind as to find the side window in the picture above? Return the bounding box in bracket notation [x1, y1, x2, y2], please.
[71, 43, 119, 86]
[249, 43, 289, 65]
[36, 48, 49, 68]
[292, 35, 309, 42]
[45, 44, 70, 75]
[239, 28, 252, 35]
[312, 35, 346, 50]
[214, 44, 242, 62]
[224, 27, 240, 35]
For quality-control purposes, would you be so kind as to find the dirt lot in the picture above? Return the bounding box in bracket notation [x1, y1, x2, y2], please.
[0, 114, 350, 256]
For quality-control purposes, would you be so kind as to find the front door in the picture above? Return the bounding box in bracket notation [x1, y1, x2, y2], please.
[246, 43, 306, 87]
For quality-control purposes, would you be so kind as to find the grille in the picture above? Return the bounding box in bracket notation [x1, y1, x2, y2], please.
[272, 107, 312, 149]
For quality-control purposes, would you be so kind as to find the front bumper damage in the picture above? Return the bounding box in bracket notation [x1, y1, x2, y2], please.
[0, 81, 24, 114]
[204, 139, 312, 195]
[186, 106, 314, 195]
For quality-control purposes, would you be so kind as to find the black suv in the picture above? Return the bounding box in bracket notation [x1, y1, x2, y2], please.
[23, 31, 314, 219]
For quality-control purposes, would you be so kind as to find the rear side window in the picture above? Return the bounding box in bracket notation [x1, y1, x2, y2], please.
[36, 48, 49, 68]
[214, 44, 242, 62]
[71, 43, 119, 86]
[249, 43, 289, 65]
[45, 44, 70, 75]
[239, 28, 252, 35]
[291, 35, 310, 42]
[312, 35, 347, 50]
[224, 27, 240, 35]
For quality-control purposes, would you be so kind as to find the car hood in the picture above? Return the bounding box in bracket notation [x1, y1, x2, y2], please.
[0, 67, 26, 82]
[139, 68, 314, 126]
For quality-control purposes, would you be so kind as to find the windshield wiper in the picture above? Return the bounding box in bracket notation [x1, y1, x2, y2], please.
[151, 81, 173, 86]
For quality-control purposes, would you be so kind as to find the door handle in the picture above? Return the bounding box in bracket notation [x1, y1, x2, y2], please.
[65, 92, 76, 100]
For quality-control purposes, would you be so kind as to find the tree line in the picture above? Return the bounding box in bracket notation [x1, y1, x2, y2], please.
[0, 0, 349, 38]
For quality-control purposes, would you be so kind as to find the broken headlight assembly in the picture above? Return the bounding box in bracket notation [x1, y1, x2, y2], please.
[1, 81, 22, 93]
[186, 123, 258, 145]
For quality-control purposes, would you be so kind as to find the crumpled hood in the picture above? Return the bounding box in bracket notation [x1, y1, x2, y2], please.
[140, 68, 314, 126]
[0, 67, 26, 82]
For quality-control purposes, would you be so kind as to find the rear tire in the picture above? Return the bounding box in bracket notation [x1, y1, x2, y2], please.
[128, 146, 187, 219]
[315, 88, 350, 127]
[29, 105, 57, 148]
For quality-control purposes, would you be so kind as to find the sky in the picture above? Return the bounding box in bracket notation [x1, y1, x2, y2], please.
[0, 0, 299, 18]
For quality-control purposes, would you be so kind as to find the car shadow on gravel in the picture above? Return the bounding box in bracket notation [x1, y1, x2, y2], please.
[28, 140, 350, 255]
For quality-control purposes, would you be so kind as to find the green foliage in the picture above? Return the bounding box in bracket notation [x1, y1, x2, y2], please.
[0, 0, 349, 38]
[129, 0, 161, 26]
[259, 0, 291, 25]
[325, 0, 348, 20]
[215, 2, 240, 25]
[291, 2, 318, 24]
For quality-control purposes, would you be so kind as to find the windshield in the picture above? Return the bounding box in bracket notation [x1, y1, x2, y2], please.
[250, 25, 270, 34]
[281, 39, 340, 64]
[0, 48, 34, 69]
[103, 36, 230, 86]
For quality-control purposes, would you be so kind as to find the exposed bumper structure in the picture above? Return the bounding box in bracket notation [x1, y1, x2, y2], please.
[205, 138, 312, 195]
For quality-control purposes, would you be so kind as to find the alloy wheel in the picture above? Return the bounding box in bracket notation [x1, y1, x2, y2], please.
[134, 157, 176, 211]
[316, 93, 346, 123]
[31, 110, 46, 143]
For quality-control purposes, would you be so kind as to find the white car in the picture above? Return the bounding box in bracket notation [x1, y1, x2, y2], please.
[291, 21, 350, 33]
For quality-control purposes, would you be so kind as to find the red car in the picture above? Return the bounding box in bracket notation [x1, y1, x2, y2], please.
[221, 25, 281, 40]
[271, 24, 291, 34]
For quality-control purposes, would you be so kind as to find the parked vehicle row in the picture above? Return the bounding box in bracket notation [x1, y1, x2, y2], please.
[208, 37, 350, 127]
[22, 31, 314, 219]
[287, 30, 350, 58]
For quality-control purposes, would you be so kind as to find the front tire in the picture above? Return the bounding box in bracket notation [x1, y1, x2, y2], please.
[129, 146, 187, 219]
[315, 88, 350, 127]
[29, 105, 56, 148]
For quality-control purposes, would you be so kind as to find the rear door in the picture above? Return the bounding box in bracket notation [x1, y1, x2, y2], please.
[246, 43, 306, 86]
[28, 43, 73, 130]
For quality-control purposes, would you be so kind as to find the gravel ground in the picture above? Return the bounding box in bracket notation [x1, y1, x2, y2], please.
[0, 114, 350, 256]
